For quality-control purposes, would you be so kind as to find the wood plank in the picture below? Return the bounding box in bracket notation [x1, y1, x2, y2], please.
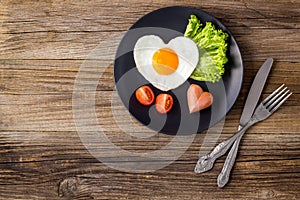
[1, 29, 299, 61]
[0, 91, 298, 133]
[1, 131, 299, 161]
[1, 0, 299, 34]
[0, 131, 299, 199]
[1, 0, 300, 61]
[1, 60, 299, 94]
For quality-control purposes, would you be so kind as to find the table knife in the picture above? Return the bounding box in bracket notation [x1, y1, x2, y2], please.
[217, 58, 274, 187]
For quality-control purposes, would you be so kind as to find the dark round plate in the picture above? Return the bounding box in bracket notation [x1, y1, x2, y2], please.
[114, 6, 243, 135]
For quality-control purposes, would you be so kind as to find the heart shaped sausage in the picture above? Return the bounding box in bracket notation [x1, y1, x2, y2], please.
[187, 84, 213, 113]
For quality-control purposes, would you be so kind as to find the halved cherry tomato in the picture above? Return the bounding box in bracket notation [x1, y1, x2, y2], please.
[135, 85, 155, 106]
[155, 93, 173, 114]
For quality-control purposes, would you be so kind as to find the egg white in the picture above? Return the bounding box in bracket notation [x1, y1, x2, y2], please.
[133, 35, 199, 91]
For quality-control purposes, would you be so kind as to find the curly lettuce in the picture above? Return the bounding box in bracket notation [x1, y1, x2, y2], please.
[184, 15, 228, 82]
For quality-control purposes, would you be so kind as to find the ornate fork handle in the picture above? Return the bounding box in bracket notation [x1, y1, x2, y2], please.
[195, 119, 257, 174]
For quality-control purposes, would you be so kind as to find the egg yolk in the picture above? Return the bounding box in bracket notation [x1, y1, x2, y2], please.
[152, 48, 179, 75]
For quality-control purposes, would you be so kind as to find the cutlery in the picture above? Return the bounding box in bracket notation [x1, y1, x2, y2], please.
[217, 58, 274, 187]
[195, 58, 274, 174]
[195, 84, 292, 185]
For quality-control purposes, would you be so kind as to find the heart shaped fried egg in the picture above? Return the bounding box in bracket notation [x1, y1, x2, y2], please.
[133, 35, 199, 91]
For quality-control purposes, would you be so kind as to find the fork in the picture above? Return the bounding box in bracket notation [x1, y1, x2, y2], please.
[195, 84, 292, 185]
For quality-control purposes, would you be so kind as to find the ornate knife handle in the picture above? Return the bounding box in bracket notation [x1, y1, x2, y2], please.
[194, 120, 255, 174]
[217, 136, 242, 187]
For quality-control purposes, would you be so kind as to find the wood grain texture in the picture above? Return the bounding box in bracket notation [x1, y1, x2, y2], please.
[1, 0, 300, 61]
[0, 0, 300, 199]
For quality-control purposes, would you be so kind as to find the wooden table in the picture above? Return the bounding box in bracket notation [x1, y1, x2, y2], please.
[1, 0, 299, 199]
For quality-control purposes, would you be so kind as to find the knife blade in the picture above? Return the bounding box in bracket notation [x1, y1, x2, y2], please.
[238, 57, 274, 130]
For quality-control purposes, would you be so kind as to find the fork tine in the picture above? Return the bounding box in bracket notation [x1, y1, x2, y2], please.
[264, 85, 287, 108]
[262, 84, 285, 105]
[268, 89, 290, 110]
[270, 92, 292, 113]
[266, 88, 289, 109]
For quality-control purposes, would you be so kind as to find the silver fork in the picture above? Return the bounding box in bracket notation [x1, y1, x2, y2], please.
[195, 84, 292, 185]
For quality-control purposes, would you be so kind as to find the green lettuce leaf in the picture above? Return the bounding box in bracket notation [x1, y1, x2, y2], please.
[184, 14, 228, 82]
